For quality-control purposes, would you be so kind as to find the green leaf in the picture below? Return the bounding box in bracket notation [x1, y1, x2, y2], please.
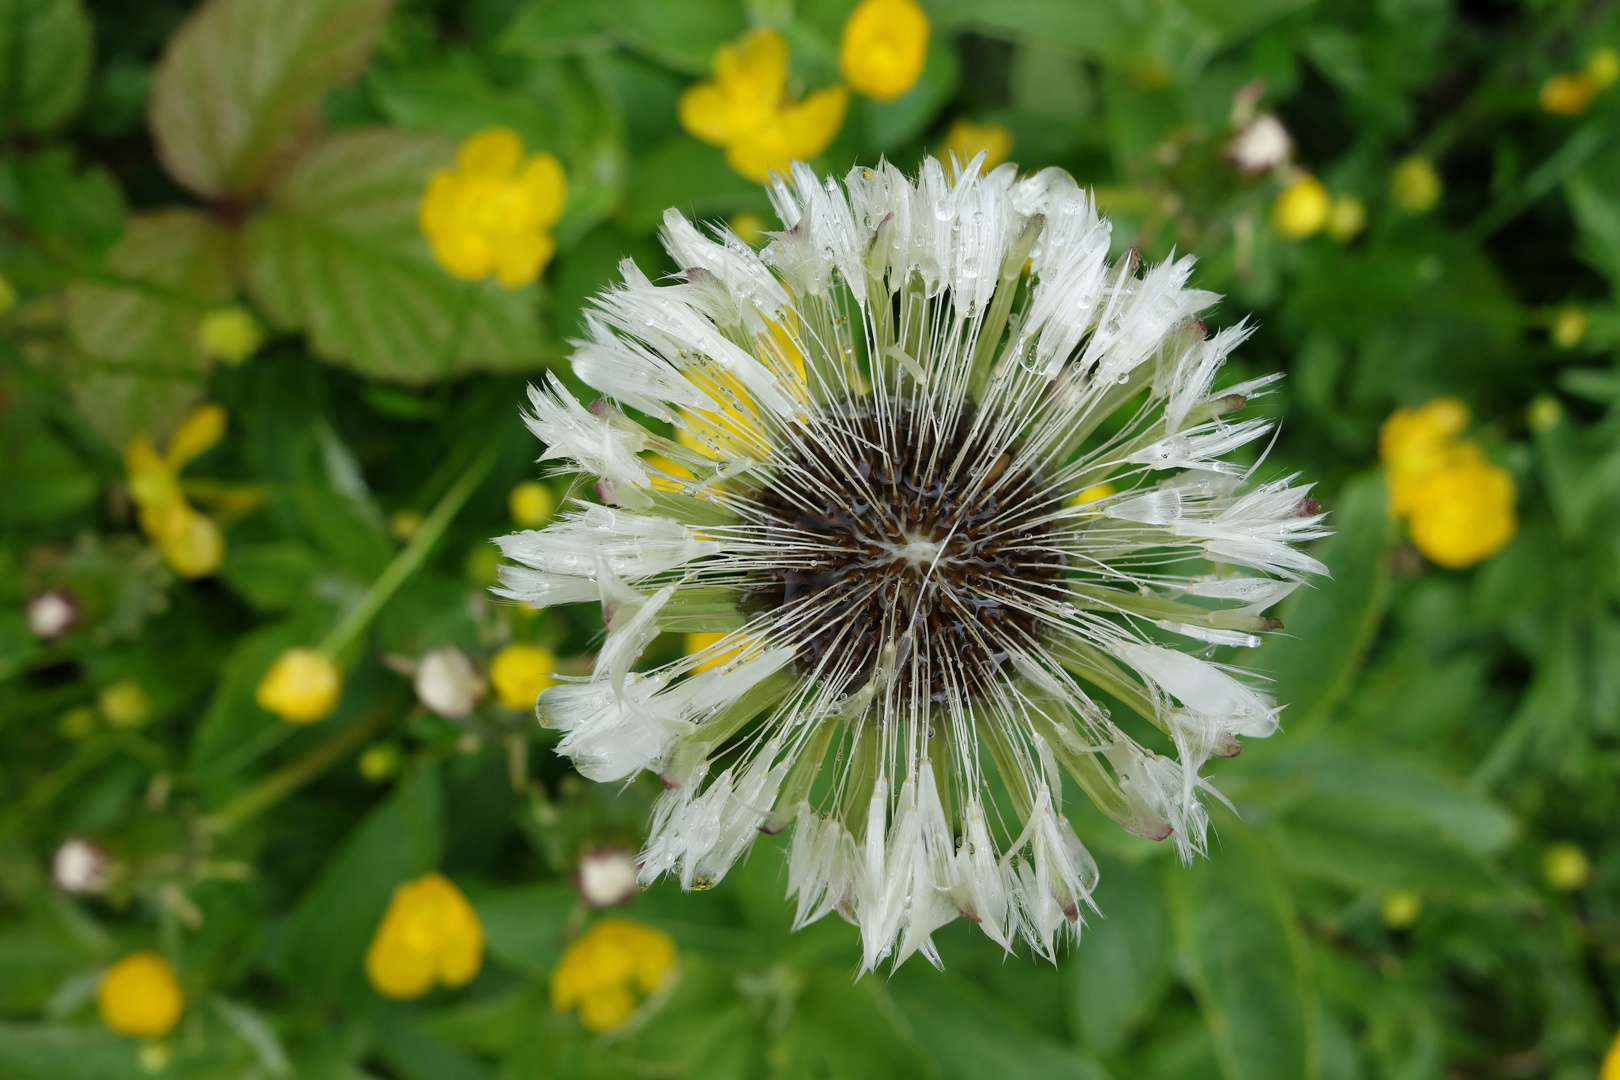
[1248, 470, 1392, 727]
[218, 542, 328, 613]
[1168, 823, 1318, 1080]
[0, 1024, 142, 1080]
[599, 0, 746, 75]
[61, 210, 235, 447]
[241, 127, 550, 382]
[147, 0, 393, 199]
[1267, 797, 1502, 896]
[0, 148, 125, 256]
[623, 137, 768, 232]
[472, 882, 576, 974]
[1068, 852, 1172, 1056]
[374, 1012, 494, 1080]
[0, 0, 92, 136]
[279, 765, 443, 1006]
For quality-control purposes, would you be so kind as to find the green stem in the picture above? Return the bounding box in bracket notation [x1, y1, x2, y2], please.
[0, 739, 118, 836]
[319, 443, 498, 660]
[201, 700, 395, 836]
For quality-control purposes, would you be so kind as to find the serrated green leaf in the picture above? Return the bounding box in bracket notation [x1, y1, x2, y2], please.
[0, 0, 92, 136]
[147, 0, 393, 198]
[242, 127, 549, 382]
[60, 210, 234, 447]
[1169, 823, 1317, 1080]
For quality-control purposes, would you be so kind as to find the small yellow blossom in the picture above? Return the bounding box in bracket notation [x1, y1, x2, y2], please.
[1540, 72, 1597, 116]
[420, 128, 568, 288]
[1272, 173, 1330, 239]
[1391, 157, 1441, 213]
[255, 648, 342, 724]
[0, 272, 15, 317]
[125, 404, 227, 579]
[365, 872, 484, 1000]
[679, 29, 848, 182]
[1551, 305, 1587, 348]
[490, 643, 556, 710]
[360, 742, 402, 782]
[509, 480, 557, 527]
[839, 0, 930, 102]
[551, 918, 676, 1031]
[1379, 397, 1471, 517]
[1405, 458, 1516, 569]
[1326, 194, 1366, 241]
[98, 680, 152, 728]
[684, 630, 751, 674]
[98, 951, 183, 1038]
[1602, 1029, 1620, 1080]
[1380, 891, 1422, 929]
[1527, 395, 1563, 433]
[1588, 47, 1620, 88]
[196, 306, 265, 365]
[940, 118, 1014, 172]
[1544, 842, 1592, 890]
[389, 509, 423, 542]
[728, 212, 770, 245]
[1071, 481, 1117, 508]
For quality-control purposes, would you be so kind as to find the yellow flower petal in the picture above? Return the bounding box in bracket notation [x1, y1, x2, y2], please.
[490, 643, 556, 710]
[518, 153, 569, 228]
[255, 648, 342, 724]
[840, 0, 930, 102]
[1272, 173, 1330, 239]
[457, 127, 525, 177]
[941, 118, 1014, 171]
[1405, 458, 1516, 568]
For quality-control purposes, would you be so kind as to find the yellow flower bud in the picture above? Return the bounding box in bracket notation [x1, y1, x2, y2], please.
[1544, 842, 1592, 890]
[1405, 458, 1516, 569]
[1390, 157, 1441, 213]
[255, 648, 342, 724]
[419, 128, 568, 288]
[98, 680, 152, 729]
[1527, 395, 1563, 433]
[196, 307, 265, 365]
[509, 480, 556, 527]
[360, 742, 403, 782]
[1540, 72, 1597, 116]
[389, 509, 423, 541]
[1379, 891, 1422, 929]
[1272, 174, 1331, 239]
[366, 872, 485, 1000]
[940, 118, 1014, 172]
[98, 951, 183, 1038]
[1326, 194, 1366, 241]
[1587, 47, 1620, 88]
[1551, 305, 1587, 348]
[551, 919, 676, 1031]
[839, 0, 930, 102]
[490, 643, 556, 710]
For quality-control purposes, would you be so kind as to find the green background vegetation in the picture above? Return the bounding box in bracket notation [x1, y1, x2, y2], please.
[2, 0, 1618, 1078]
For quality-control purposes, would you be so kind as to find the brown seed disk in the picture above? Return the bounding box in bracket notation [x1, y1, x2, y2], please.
[750, 401, 1065, 705]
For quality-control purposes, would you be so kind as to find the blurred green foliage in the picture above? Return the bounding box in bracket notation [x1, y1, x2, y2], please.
[2, 0, 1619, 1078]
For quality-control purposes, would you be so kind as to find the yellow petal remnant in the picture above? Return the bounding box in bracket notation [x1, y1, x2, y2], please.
[490, 643, 556, 710]
[1326, 194, 1366, 241]
[1544, 842, 1592, 890]
[365, 872, 485, 1000]
[678, 30, 848, 182]
[99, 951, 183, 1038]
[839, 0, 930, 102]
[1391, 157, 1441, 213]
[255, 648, 342, 724]
[1272, 173, 1331, 239]
[940, 118, 1014, 172]
[509, 480, 557, 527]
[196, 307, 265, 365]
[551, 918, 677, 1031]
[98, 680, 152, 728]
[419, 127, 568, 288]
[125, 404, 228, 578]
[1540, 72, 1597, 116]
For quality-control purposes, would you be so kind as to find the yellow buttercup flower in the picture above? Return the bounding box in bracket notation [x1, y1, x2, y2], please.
[98, 951, 183, 1038]
[551, 918, 676, 1031]
[940, 118, 1013, 172]
[1272, 173, 1330, 239]
[125, 403, 227, 579]
[1602, 1028, 1620, 1080]
[420, 128, 568, 288]
[365, 872, 485, 1000]
[1544, 842, 1592, 890]
[1404, 457, 1516, 569]
[196, 306, 265, 365]
[490, 642, 556, 710]
[509, 480, 557, 527]
[1378, 397, 1471, 517]
[839, 0, 930, 102]
[679, 30, 848, 182]
[255, 647, 342, 724]
[1391, 157, 1441, 213]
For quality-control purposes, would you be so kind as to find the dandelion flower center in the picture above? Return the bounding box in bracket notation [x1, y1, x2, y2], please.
[753, 400, 1061, 703]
